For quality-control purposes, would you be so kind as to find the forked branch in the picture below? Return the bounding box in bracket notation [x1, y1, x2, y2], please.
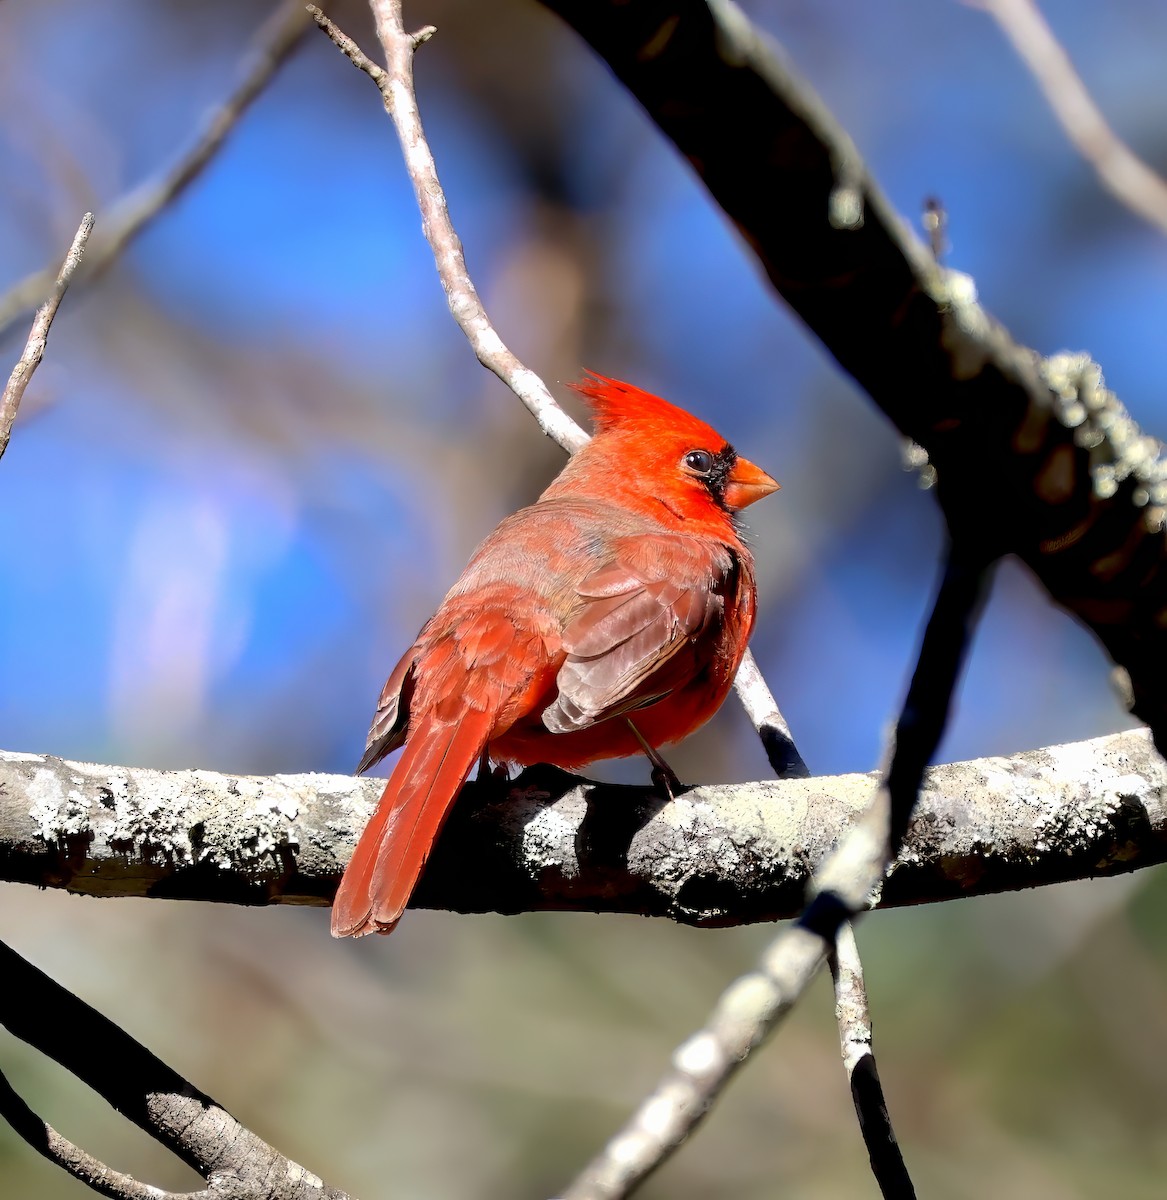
[0, 940, 353, 1200]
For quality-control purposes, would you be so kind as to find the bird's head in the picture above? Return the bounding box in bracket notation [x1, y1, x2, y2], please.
[563, 372, 779, 520]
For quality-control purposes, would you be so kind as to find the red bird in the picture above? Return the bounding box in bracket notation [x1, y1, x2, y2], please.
[332, 375, 778, 937]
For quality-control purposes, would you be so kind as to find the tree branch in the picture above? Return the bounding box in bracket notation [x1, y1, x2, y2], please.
[0, 1067, 210, 1200]
[731, 648, 809, 779]
[0, 213, 93, 461]
[0, 939, 354, 1200]
[0, 728, 1160, 921]
[539, 0, 1167, 754]
[0, 0, 318, 341]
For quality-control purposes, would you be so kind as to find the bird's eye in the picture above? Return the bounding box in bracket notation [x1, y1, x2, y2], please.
[684, 449, 715, 474]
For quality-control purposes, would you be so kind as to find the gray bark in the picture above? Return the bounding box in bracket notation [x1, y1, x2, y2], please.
[2, 729, 1162, 924]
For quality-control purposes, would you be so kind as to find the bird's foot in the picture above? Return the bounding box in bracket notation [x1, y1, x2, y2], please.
[476, 750, 511, 784]
[626, 718, 684, 801]
[649, 761, 683, 802]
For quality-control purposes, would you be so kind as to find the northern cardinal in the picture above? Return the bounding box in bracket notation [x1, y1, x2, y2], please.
[332, 374, 778, 937]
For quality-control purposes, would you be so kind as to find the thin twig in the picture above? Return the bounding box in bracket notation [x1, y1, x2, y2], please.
[0, 940, 353, 1200]
[307, 3, 588, 455]
[737, 656, 892, 1173]
[562, 547, 990, 1198]
[731, 650, 808, 778]
[973, 0, 1167, 237]
[0, 0, 318, 340]
[829, 923, 916, 1200]
[0, 1069, 208, 1200]
[0, 213, 93, 461]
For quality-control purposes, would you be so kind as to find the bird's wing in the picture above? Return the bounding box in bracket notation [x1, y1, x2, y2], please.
[357, 646, 418, 774]
[542, 537, 735, 733]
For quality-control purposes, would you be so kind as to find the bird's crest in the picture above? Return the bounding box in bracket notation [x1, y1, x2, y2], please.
[569, 372, 724, 446]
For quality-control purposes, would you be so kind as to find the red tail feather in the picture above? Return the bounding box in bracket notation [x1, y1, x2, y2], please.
[331, 709, 493, 937]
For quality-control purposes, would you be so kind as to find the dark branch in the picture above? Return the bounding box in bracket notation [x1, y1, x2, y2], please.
[0, 1067, 208, 1200]
[804, 546, 994, 939]
[0, 940, 353, 1200]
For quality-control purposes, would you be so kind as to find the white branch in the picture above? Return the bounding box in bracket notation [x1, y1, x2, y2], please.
[1, 729, 1161, 921]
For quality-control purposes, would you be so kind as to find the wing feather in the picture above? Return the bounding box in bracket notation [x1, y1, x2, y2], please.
[543, 539, 734, 734]
[357, 647, 417, 775]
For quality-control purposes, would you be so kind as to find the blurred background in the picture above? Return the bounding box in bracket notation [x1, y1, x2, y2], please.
[0, 0, 1164, 1195]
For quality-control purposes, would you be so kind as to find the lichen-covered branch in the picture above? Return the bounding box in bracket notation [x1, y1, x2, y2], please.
[0, 729, 1161, 922]
[540, 0, 1167, 751]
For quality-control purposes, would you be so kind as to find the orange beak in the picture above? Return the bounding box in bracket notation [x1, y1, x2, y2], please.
[723, 456, 780, 510]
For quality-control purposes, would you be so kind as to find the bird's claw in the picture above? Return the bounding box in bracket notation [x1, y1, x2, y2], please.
[650, 762, 683, 801]
[476, 752, 511, 784]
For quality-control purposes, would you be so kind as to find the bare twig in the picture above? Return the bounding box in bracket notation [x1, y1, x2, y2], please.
[0, 0, 317, 340]
[736, 652, 887, 1170]
[731, 650, 808, 778]
[307, 3, 588, 455]
[973, 0, 1167, 237]
[0, 940, 353, 1200]
[0, 213, 93, 461]
[829, 923, 916, 1200]
[562, 548, 989, 1198]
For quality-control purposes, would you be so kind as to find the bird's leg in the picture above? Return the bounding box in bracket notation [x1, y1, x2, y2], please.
[476, 746, 510, 784]
[626, 719, 683, 800]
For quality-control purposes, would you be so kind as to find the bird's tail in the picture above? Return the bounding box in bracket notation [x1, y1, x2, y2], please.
[331, 708, 492, 937]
